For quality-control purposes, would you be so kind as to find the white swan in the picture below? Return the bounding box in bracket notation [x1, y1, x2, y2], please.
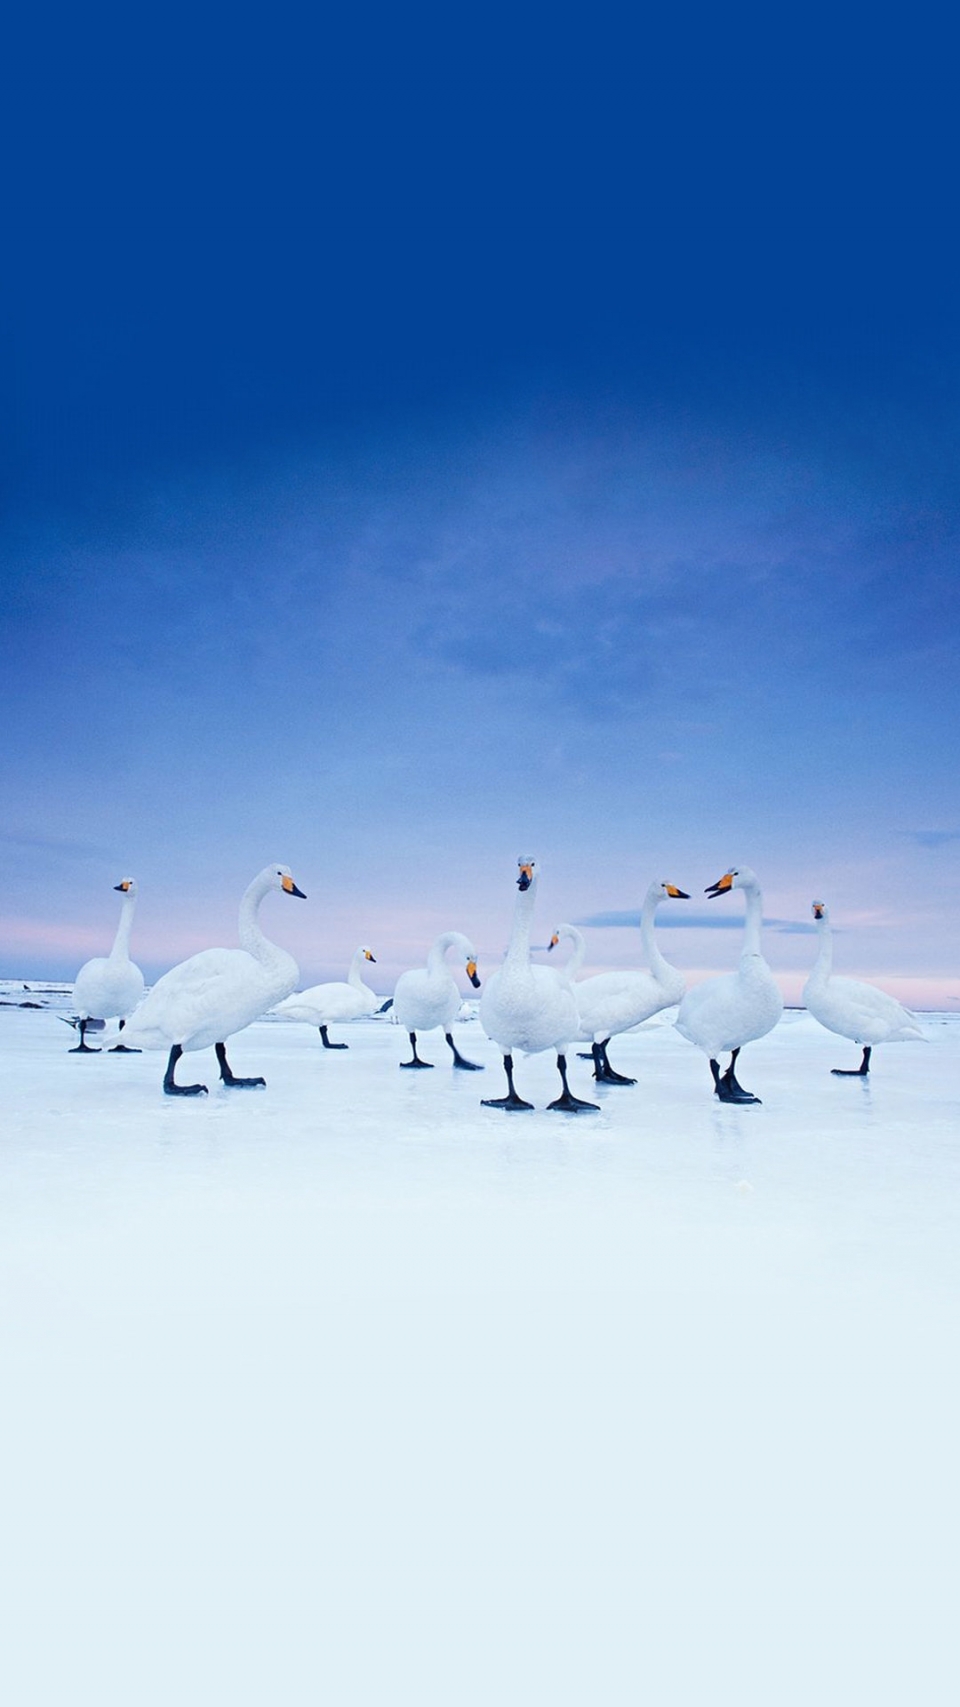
[393, 932, 483, 1069]
[548, 879, 690, 1084]
[274, 947, 379, 1048]
[675, 866, 783, 1103]
[479, 858, 598, 1112]
[122, 864, 306, 1095]
[803, 901, 925, 1074]
[70, 879, 145, 1053]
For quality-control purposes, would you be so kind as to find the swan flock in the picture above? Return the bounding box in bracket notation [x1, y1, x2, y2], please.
[67, 859, 924, 1102]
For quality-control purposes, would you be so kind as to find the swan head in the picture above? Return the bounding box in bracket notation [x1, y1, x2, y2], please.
[466, 954, 481, 988]
[517, 858, 536, 891]
[705, 866, 759, 898]
[658, 881, 690, 901]
[548, 930, 560, 951]
[812, 901, 828, 922]
[360, 947, 377, 963]
[113, 878, 138, 895]
[269, 864, 307, 899]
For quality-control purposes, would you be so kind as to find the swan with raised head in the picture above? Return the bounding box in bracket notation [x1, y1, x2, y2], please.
[675, 866, 783, 1103]
[548, 880, 690, 1083]
[69, 879, 145, 1053]
[393, 932, 483, 1069]
[121, 864, 306, 1095]
[274, 947, 378, 1047]
[479, 859, 598, 1113]
[803, 901, 924, 1074]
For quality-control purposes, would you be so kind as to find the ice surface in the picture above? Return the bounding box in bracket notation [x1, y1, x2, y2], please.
[1, 1002, 958, 1706]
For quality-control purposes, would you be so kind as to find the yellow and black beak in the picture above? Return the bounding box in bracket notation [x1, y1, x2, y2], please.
[548, 932, 559, 950]
[665, 884, 690, 900]
[517, 861, 534, 891]
[812, 902, 825, 920]
[365, 951, 377, 962]
[113, 880, 132, 893]
[282, 875, 307, 899]
[466, 958, 481, 988]
[705, 872, 734, 899]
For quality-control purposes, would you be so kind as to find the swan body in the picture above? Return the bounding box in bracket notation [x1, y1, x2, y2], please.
[70, 879, 145, 1051]
[480, 860, 598, 1111]
[274, 947, 378, 1045]
[122, 864, 306, 1094]
[803, 901, 924, 1074]
[393, 931, 482, 1067]
[548, 881, 689, 1082]
[675, 866, 783, 1103]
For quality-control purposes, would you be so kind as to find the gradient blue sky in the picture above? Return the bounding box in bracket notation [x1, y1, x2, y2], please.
[3, 4, 958, 1004]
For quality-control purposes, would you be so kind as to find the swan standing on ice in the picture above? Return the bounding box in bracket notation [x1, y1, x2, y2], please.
[393, 932, 483, 1069]
[480, 859, 598, 1113]
[675, 867, 783, 1104]
[121, 864, 306, 1095]
[549, 879, 690, 1083]
[69, 879, 145, 1053]
[274, 947, 378, 1048]
[803, 901, 924, 1074]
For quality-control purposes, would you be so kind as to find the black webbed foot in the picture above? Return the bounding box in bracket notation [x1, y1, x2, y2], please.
[216, 1042, 266, 1089]
[446, 1032, 483, 1070]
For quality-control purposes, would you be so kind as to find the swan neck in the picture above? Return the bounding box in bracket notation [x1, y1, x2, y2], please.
[640, 892, 670, 979]
[741, 885, 764, 958]
[427, 932, 466, 973]
[558, 925, 586, 978]
[110, 892, 136, 960]
[348, 948, 367, 989]
[238, 875, 273, 962]
[505, 883, 535, 964]
[811, 915, 833, 979]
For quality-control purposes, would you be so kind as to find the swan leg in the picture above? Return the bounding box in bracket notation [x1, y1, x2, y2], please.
[215, 1041, 266, 1089]
[446, 1031, 483, 1070]
[319, 1025, 348, 1050]
[482, 1052, 533, 1110]
[400, 1031, 434, 1068]
[69, 1018, 101, 1054]
[548, 1053, 600, 1113]
[832, 1045, 872, 1077]
[593, 1039, 637, 1086]
[711, 1050, 761, 1104]
[163, 1044, 207, 1097]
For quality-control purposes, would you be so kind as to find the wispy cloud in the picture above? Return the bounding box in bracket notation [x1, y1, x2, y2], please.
[905, 831, 960, 850]
[0, 832, 111, 860]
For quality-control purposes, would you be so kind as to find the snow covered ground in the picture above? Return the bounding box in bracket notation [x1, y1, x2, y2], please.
[1, 996, 958, 1706]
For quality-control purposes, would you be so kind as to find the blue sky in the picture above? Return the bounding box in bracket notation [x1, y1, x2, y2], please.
[2, 5, 958, 1004]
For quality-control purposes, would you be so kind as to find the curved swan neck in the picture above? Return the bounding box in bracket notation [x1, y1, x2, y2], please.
[640, 888, 673, 982]
[348, 948, 368, 989]
[555, 924, 586, 978]
[238, 872, 277, 963]
[428, 932, 470, 973]
[110, 890, 136, 960]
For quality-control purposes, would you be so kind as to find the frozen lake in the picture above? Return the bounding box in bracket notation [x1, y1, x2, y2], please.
[1, 1000, 958, 1705]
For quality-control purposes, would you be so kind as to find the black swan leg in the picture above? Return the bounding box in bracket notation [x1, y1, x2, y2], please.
[400, 1031, 433, 1068]
[216, 1041, 265, 1089]
[69, 1019, 101, 1054]
[712, 1049, 761, 1104]
[163, 1044, 207, 1096]
[110, 1022, 141, 1052]
[833, 1045, 871, 1076]
[320, 1025, 348, 1050]
[446, 1031, 483, 1070]
[548, 1053, 600, 1113]
[594, 1039, 636, 1086]
[482, 1052, 533, 1110]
